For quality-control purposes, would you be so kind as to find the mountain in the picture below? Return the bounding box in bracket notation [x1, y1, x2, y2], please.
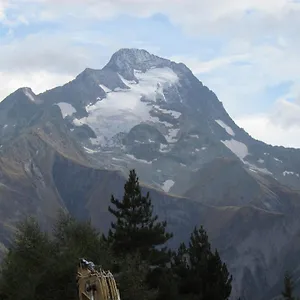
[0, 48, 300, 299]
[34, 48, 300, 195]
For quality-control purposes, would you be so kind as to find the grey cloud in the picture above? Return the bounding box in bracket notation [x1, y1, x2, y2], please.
[4, 0, 299, 39]
[0, 32, 98, 74]
[0, 28, 154, 76]
[269, 99, 300, 129]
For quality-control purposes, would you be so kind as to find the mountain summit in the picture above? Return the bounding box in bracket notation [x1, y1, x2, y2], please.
[103, 48, 170, 78]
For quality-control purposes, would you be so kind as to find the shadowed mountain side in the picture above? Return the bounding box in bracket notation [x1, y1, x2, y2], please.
[198, 205, 300, 300]
[183, 157, 300, 214]
[52, 152, 206, 246]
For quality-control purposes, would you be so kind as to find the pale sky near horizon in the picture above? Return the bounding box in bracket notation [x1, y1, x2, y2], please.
[1, 0, 300, 148]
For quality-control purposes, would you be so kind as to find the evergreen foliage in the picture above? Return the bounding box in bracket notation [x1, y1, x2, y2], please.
[115, 253, 157, 300]
[0, 217, 57, 300]
[171, 226, 232, 300]
[106, 169, 173, 264]
[0, 214, 112, 300]
[0, 169, 234, 300]
[282, 272, 299, 300]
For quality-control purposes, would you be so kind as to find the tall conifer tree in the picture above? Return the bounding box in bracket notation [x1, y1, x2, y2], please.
[107, 169, 173, 264]
[172, 226, 232, 300]
[282, 272, 297, 300]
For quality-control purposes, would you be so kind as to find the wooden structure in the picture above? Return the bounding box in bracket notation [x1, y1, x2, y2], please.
[77, 258, 121, 300]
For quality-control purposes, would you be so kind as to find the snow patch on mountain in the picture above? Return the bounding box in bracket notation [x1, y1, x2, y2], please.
[274, 157, 283, 163]
[246, 163, 273, 175]
[159, 143, 170, 153]
[222, 139, 273, 175]
[221, 139, 249, 160]
[72, 67, 180, 146]
[283, 171, 300, 177]
[166, 128, 180, 143]
[126, 154, 153, 164]
[215, 119, 235, 136]
[23, 88, 36, 102]
[99, 84, 111, 93]
[112, 157, 125, 162]
[83, 146, 99, 154]
[73, 119, 84, 126]
[153, 105, 181, 118]
[162, 179, 175, 192]
[57, 102, 77, 118]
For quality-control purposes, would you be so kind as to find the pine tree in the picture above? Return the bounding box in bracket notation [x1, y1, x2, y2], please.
[0, 213, 113, 300]
[172, 226, 232, 300]
[0, 217, 57, 300]
[53, 211, 112, 268]
[106, 169, 173, 264]
[116, 253, 157, 300]
[282, 272, 296, 300]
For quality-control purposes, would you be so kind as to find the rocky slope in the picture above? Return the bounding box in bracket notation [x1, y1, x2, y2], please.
[184, 157, 300, 213]
[0, 48, 300, 299]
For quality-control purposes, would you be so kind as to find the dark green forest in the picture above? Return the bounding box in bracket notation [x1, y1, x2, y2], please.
[0, 169, 295, 300]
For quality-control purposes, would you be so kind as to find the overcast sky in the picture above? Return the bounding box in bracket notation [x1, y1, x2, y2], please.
[1, 0, 300, 147]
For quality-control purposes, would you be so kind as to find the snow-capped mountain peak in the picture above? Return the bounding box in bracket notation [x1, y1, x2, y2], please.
[103, 48, 173, 81]
[7, 47, 299, 195]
